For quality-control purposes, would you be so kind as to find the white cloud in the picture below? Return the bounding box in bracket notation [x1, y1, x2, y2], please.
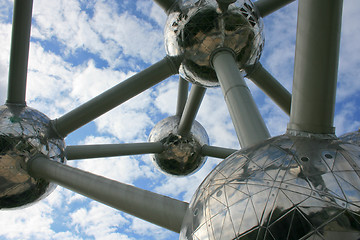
[0, 23, 11, 104]
[91, 2, 165, 64]
[129, 216, 176, 240]
[70, 201, 132, 240]
[32, 0, 103, 56]
[153, 78, 178, 115]
[1, 1, 360, 240]
[153, 157, 221, 202]
[70, 60, 136, 103]
[52, 231, 83, 240]
[79, 135, 117, 145]
[337, 0, 360, 102]
[260, 1, 297, 92]
[0, 0, 12, 21]
[334, 101, 360, 136]
[0, 202, 54, 240]
[32, 0, 165, 68]
[198, 88, 239, 148]
[69, 135, 158, 184]
[93, 91, 155, 142]
[27, 42, 76, 117]
[136, 0, 167, 27]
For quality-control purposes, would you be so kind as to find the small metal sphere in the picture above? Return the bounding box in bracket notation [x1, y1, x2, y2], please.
[180, 133, 360, 239]
[164, 0, 264, 87]
[148, 116, 209, 176]
[0, 104, 65, 209]
[339, 129, 360, 146]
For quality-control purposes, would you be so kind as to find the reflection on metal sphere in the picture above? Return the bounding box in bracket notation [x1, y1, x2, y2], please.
[180, 133, 360, 239]
[148, 116, 209, 176]
[339, 129, 360, 146]
[164, 0, 264, 87]
[0, 105, 65, 209]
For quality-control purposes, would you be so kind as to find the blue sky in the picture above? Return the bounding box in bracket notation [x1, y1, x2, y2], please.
[0, 0, 360, 239]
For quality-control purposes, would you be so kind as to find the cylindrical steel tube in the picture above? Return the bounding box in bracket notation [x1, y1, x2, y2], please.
[66, 142, 164, 160]
[6, 0, 34, 105]
[28, 155, 189, 233]
[212, 50, 270, 148]
[288, 0, 343, 134]
[245, 62, 291, 115]
[177, 85, 206, 136]
[201, 145, 237, 159]
[176, 77, 189, 116]
[53, 55, 182, 137]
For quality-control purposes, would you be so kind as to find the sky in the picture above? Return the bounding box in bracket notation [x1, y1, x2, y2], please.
[0, 0, 360, 239]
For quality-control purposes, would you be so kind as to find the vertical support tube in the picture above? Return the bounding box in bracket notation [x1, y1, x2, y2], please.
[176, 77, 189, 116]
[28, 155, 189, 233]
[212, 50, 270, 148]
[288, 0, 343, 134]
[254, 0, 295, 18]
[177, 84, 206, 136]
[6, 0, 34, 105]
[245, 62, 291, 115]
[53, 56, 182, 137]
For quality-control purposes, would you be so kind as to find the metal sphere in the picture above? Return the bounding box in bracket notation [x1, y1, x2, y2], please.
[339, 129, 360, 146]
[148, 116, 209, 176]
[180, 133, 360, 239]
[0, 105, 65, 209]
[164, 0, 264, 87]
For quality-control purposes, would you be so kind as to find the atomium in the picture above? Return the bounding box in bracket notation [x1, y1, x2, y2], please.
[164, 0, 264, 87]
[2, 0, 360, 239]
[148, 115, 209, 176]
[180, 133, 360, 239]
[0, 104, 65, 209]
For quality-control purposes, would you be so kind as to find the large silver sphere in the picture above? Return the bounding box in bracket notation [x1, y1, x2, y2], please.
[180, 133, 360, 239]
[0, 105, 65, 209]
[164, 0, 264, 87]
[148, 116, 209, 176]
[339, 129, 360, 146]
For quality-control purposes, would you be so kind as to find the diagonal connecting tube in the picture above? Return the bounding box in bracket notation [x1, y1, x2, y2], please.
[245, 62, 291, 115]
[212, 49, 270, 148]
[177, 84, 206, 136]
[176, 77, 189, 117]
[28, 155, 189, 233]
[52, 55, 182, 137]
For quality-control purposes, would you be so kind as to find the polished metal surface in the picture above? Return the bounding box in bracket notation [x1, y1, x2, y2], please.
[212, 50, 270, 147]
[339, 129, 360, 146]
[0, 104, 65, 209]
[288, 0, 342, 134]
[180, 133, 360, 239]
[149, 116, 209, 176]
[164, 0, 264, 87]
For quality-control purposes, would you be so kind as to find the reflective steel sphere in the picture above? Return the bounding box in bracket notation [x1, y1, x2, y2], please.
[180, 133, 360, 239]
[148, 116, 209, 176]
[164, 0, 264, 87]
[0, 105, 65, 209]
[339, 129, 360, 146]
